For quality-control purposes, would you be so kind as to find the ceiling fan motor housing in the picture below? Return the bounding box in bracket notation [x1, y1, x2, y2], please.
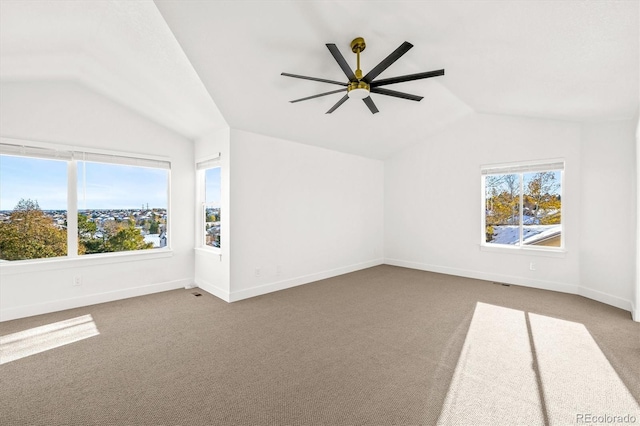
[347, 81, 370, 99]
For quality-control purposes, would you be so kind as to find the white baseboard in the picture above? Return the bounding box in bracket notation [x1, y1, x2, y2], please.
[385, 258, 579, 293]
[0, 278, 190, 322]
[577, 286, 634, 315]
[385, 258, 635, 315]
[631, 302, 639, 323]
[228, 259, 384, 302]
[194, 277, 230, 302]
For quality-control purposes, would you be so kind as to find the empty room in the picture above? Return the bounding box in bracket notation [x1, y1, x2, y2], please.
[1, 1, 638, 425]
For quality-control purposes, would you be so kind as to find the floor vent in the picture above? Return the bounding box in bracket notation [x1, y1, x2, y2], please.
[493, 282, 511, 287]
[192, 292, 202, 297]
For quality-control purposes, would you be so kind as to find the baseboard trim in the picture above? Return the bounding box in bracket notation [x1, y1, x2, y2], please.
[577, 286, 634, 315]
[630, 302, 639, 323]
[194, 277, 230, 302]
[385, 258, 634, 315]
[385, 258, 579, 293]
[228, 259, 384, 302]
[0, 278, 190, 322]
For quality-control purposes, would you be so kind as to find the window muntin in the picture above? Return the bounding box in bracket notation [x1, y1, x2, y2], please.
[0, 141, 170, 262]
[483, 162, 563, 249]
[203, 167, 221, 249]
[77, 161, 169, 255]
[0, 155, 68, 260]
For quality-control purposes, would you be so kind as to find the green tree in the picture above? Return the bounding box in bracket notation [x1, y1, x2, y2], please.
[0, 199, 67, 260]
[149, 219, 159, 234]
[103, 219, 153, 252]
[78, 213, 103, 254]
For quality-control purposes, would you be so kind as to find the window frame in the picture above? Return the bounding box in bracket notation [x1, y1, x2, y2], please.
[196, 155, 221, 253]
[480, 159, 565, 254]
[0, 137, 172, 264]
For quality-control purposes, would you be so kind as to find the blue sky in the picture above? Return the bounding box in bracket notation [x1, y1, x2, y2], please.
[205, 167, 221, 207]
[1, 156, 170, 211]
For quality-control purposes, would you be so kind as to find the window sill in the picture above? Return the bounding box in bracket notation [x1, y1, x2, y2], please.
[0, 249, 174, 275]
[479, 244, 567, 258]
[194, 247, 221, 255]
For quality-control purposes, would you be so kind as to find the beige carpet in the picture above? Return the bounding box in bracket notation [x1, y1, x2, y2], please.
[1, 265, 638, 425]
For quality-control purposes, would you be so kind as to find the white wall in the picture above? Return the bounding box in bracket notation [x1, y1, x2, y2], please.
[385, 112, 637, 316]
[580, 120, 637, 312]
[0, 81, 195, 321]
[634, 115, 640, 322]
[228, 129, 384, 301]
[194, 127, 231, 301]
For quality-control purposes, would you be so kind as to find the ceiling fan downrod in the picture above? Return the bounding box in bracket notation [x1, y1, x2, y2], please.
[348, 37, 370, 99]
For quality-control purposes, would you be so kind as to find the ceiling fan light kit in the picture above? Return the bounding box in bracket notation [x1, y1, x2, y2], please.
[282, 36, 444, 114]
[347, 81, 370, 100]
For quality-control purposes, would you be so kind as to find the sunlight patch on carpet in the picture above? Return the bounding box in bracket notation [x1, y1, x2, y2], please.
[529, 313, 639, 424]
[0, 314, 99, 364]
[437, 302, 544, 425]
[437, 302, 639, 425]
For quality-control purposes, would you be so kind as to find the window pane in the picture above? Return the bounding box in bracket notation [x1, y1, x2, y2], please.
[0, 155, 68, 260]
[484, 173, 520, 245]
[204, 167, 221, 248]
[522, 171, 561, 247]
[77, 161, 168, 255]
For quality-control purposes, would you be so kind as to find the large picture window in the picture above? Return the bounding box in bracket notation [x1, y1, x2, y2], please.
[0, 141, 170, 262]
[482, 161, 563, 249]
[0, 153, 69, 260]
[78, 160, 169, 255]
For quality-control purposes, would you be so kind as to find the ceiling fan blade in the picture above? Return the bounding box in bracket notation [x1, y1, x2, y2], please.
[370, 69, 445, 87]
[281, 72, 348, 86]
[362, 41, 413, 83]
[326, 44, 357, 81]
[362, 96, 379, 114]
[290, 88, 346, 103]
[370, 87, 423, 102]
[326, 94, 349, 114]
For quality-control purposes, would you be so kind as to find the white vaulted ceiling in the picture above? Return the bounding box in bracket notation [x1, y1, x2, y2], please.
[0, 0, 227, 140]
[154, 0, 638, 158]
[1, 1, 638, 159]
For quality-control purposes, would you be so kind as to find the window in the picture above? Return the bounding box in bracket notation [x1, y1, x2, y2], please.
[0, 152, 69, 260]
[482, 161, 563, 249]
[78, 158, 169, 255]
[196, 157, 221, 250]
[0, 141, 170, 262]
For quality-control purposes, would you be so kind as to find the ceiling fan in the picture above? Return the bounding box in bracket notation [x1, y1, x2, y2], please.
[281, 37, 444, 114]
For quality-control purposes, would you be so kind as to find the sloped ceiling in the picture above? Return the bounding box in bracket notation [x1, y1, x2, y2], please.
[155, 0, 638, 159]
[0, 0, 227, 141]
[1, 1, 638, 159]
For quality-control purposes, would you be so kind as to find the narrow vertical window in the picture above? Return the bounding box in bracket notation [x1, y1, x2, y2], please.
[482, 161, 563, 249]
[204, 167, 221, 248]
[196, 156, 221, 251]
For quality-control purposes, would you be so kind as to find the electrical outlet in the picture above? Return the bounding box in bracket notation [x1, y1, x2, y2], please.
[73, 276, 82, 286]
[254, 268, 261, 277]
[529, 262, 536, 271]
